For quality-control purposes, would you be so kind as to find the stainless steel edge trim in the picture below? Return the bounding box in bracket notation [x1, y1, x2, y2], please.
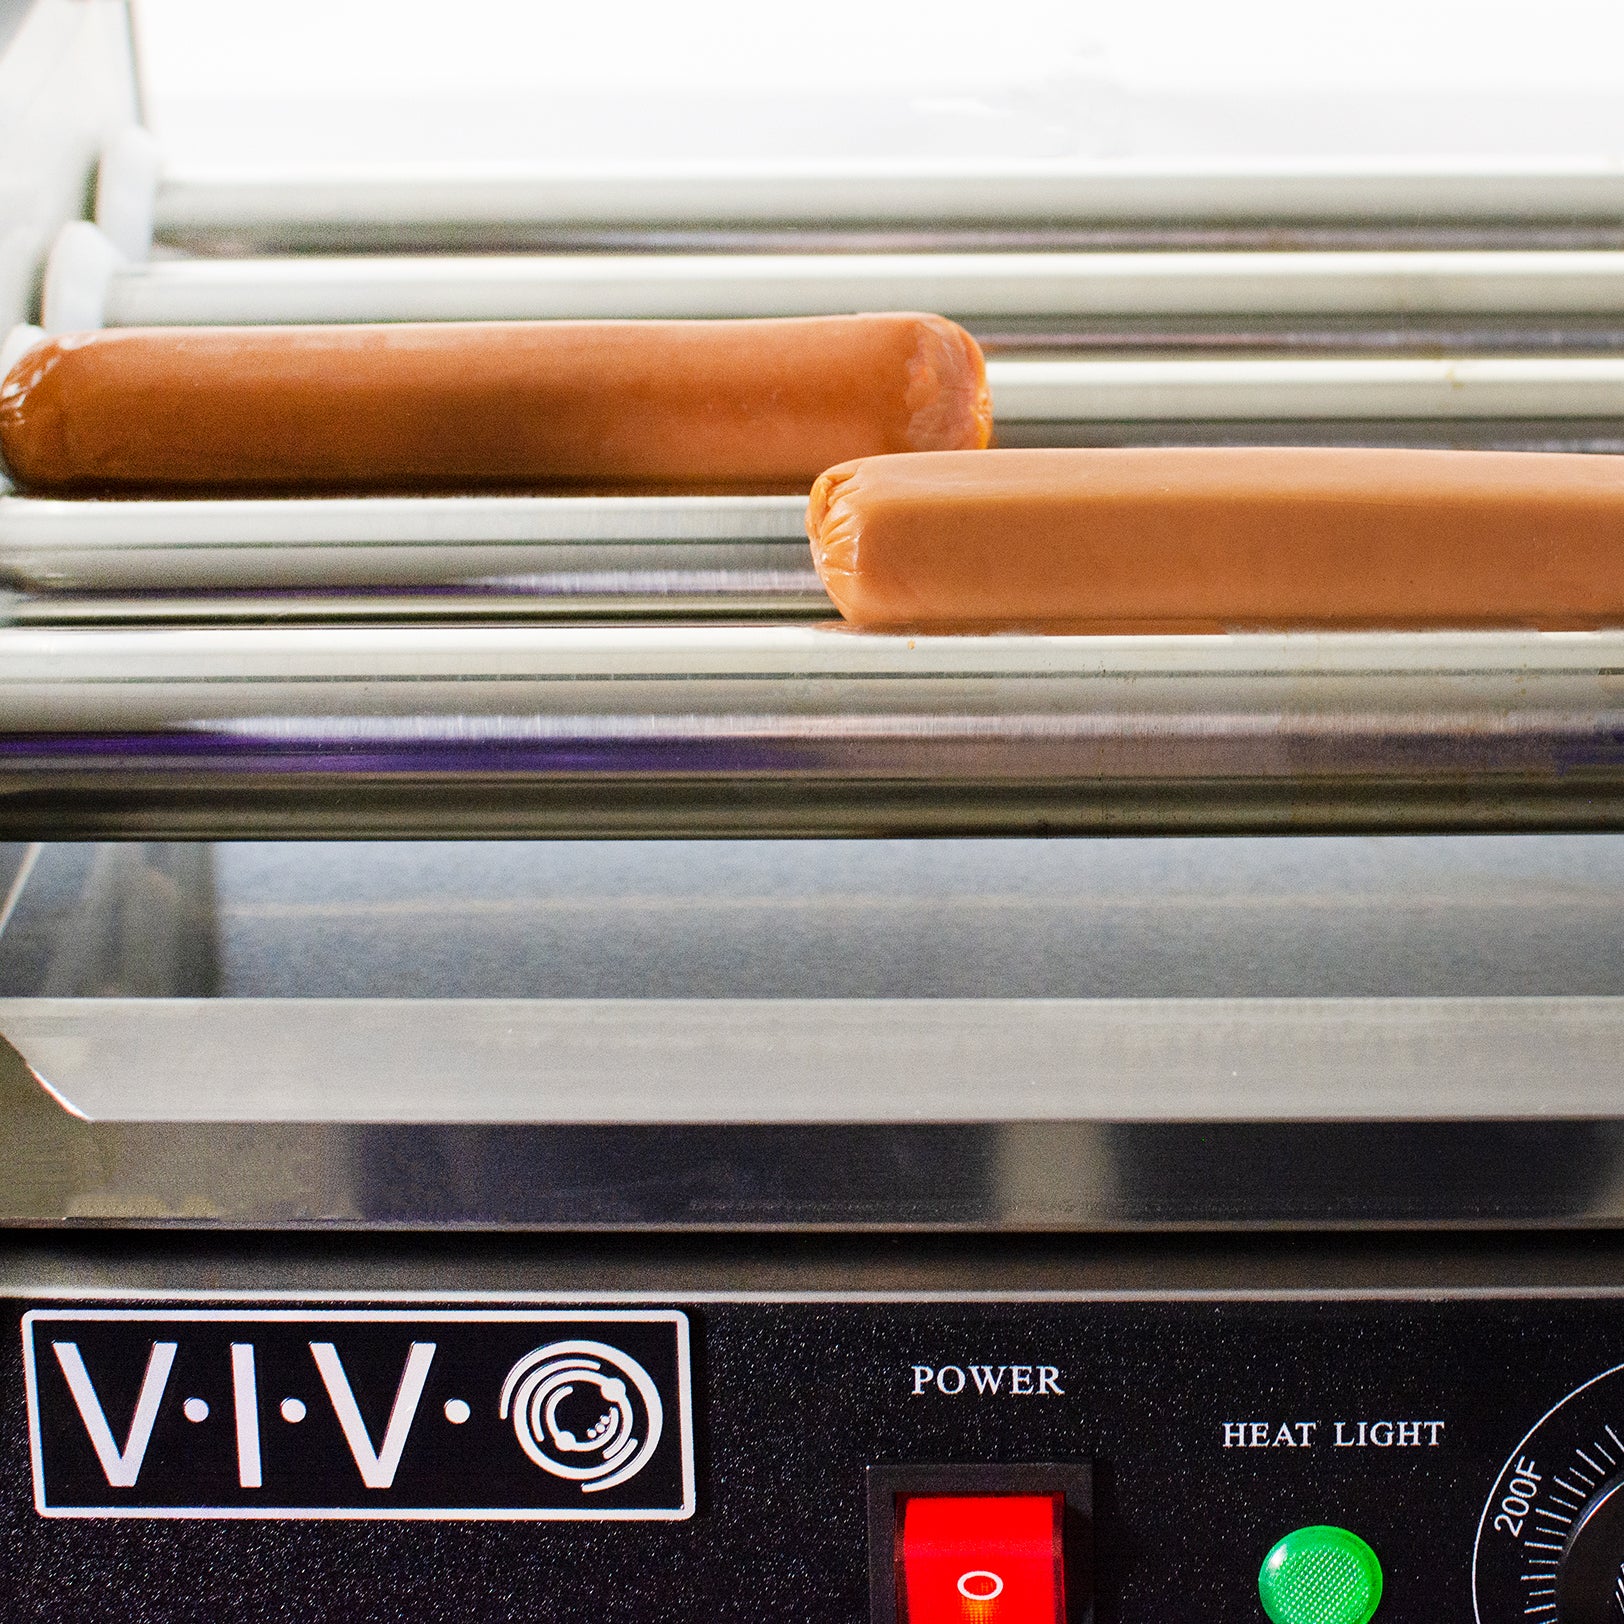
[2, 998, 1623, 1228]
[3, 995, 1621, 1124]
[13, 1284, 1624, 1303]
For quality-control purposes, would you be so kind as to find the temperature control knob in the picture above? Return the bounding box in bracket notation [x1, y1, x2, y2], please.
[1475, 1365, 1624, 1624]
[1556, 1477, 1624, 1624]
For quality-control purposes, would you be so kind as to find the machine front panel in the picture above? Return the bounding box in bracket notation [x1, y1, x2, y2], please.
[1, 1286, 1619, 1623]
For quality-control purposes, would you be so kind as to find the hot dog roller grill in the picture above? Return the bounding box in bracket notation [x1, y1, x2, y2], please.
[5, 4, 1624, 1621]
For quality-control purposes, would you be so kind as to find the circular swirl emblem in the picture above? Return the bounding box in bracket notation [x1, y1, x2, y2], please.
[498, 1340, 664, 1493]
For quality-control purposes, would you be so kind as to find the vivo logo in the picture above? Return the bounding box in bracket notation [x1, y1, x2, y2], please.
[49, 1337, 435, 1493]
[23, 1307, 694, 1521]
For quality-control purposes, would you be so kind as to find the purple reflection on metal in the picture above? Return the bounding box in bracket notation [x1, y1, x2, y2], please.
[1, 712, 1623, 781]
[0, 729, 805, 775]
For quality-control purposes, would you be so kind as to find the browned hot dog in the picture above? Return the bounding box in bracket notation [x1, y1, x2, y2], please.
[808, 446, 1624, 632]
[0, 314, 990, 495]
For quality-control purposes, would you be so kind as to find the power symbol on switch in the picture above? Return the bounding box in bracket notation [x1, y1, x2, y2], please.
[958, 1572, 1005, 1601]
[898, 1494, 1065, 1623]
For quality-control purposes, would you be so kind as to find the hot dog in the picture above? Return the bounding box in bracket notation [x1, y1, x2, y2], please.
[808, 446, 1624, 631]
[0, 314, 990, 495]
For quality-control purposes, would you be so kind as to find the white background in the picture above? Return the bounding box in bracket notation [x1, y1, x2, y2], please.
[132, 0, 1624, 168]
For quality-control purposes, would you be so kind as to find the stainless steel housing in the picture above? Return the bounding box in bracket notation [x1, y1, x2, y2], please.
[8, 126, 1624, 1233]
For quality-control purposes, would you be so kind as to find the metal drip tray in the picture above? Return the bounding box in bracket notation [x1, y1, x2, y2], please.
[3, 834, 1624, 1230]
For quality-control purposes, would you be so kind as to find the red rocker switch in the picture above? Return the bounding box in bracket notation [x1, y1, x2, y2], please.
[898, 1493, 1066, 1624]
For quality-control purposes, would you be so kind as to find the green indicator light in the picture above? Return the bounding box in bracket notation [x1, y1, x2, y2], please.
[1258, 1526, 1383, 1624]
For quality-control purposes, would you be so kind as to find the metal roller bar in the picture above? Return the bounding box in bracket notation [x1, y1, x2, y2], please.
[5, 623, 1619, 714]
[986, 357, 1624, 420]
[4, 998, 1624, 1227]
[978, 318, 1624, 357]
[144, 160, 1624, 255]
[999, 420, 1624, 454]
[0, 493, 820, 602]
[82, 250, 1624, 328]
[0, 492, 810, 546]
[1, 626, 1621, 836]
[1, 586, 830, 625]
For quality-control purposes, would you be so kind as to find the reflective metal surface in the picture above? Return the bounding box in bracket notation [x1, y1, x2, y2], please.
[86, 249, 1624, 327]
[12, 835, 1624, 1000]
[1, 584, 830, 624]
[981, 317, 1624, 356]
[144, 160, 1624, 256]
[13, 1228, 1624, 1298]
[0, 493, 825, 621]
[1, 628, 1621, 835]
[0, 499, 826, 620]
[5, 1009, 1624, 1228]
[147, 223, 1624, 256]
[2, 834, 1623, 1229]
[1000, 418, 1624, 452]
[10, 993, 1624, 1123]
[16, 138, 1624, 1241]
[987, 356, 1624, 421]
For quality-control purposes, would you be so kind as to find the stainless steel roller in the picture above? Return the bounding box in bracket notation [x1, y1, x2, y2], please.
[0, 493, 825, 617]
[70, 249, 1624, 328]
[2, 625, 1621, 836]
[5, 142, 1615, 839]
[987, 357, 1624, 421]
[132, 156, 1624, 254]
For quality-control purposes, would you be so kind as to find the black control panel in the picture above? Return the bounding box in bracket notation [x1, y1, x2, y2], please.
[2, 1239, 1623, 1623]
